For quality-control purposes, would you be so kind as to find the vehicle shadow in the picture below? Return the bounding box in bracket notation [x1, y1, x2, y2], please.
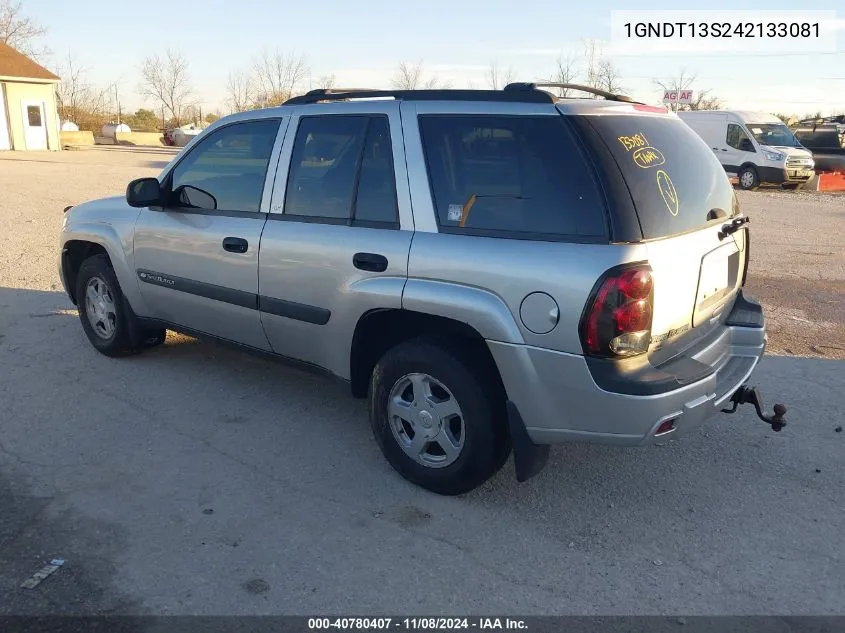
[145, 161, 172, 169]
[88, 146, 181, 156]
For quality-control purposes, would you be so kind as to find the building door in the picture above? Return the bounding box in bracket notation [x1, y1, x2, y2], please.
[21, 101, 47, 150]
[0, 85, 10, 150]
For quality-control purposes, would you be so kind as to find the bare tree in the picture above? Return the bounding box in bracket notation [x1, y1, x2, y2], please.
[581, 40, 623, 94]
[688, 90, 722, 111]
[424, 76, 450, 89]
[595, 59, 624, 93]
[485, 60, 514, 90]
[252, 49, 308, 107]
[391, 60, 423, 90]
[0, 0, 47, 59]
[391, 60, 450, 90]
[583, 40, 601, 90]
[182, 103, 206, 125]
[55, 52, 113, 129]
[226, 70, 254, 113]
[140, 49, 194, 125]
[654, 69, 720, 111]
[548, 55, 577, 97]
[654, 69, 695, 112]
[316, 74, 336, 90]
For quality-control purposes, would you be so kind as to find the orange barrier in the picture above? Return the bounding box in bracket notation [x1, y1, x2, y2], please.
[818, 172, 845, 192]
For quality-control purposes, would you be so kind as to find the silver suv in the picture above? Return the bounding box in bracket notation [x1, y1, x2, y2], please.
[59, 83, 785, 495]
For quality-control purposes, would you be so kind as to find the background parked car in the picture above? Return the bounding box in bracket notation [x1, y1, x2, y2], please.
[793, 118, 845, 173]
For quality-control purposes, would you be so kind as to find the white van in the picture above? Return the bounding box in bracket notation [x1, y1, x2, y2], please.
[677, 111, 815, 190]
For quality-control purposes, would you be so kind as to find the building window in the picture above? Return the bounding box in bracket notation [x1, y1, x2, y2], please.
[27, 106, 42, 127]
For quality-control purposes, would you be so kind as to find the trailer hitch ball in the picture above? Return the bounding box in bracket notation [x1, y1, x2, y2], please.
[721, 386, 788, 432]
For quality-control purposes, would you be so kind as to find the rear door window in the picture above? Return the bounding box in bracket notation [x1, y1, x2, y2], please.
[284, 115, 399, 226]
[418, 115, 607, 241]
[576, 114, 736, 239]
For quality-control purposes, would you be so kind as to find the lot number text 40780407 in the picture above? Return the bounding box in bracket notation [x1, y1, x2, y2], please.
[307, 618, 528, 630]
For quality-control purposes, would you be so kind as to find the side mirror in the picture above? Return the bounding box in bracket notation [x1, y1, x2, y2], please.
[739, 138, 755, 152]
[126, 177, 162, 207]
[176, 185, 217, 210]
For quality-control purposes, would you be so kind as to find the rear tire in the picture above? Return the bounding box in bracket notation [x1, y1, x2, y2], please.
[738, 166, 760, 190]
[368, 338, 510, 495]
[75, 254, 163, 356]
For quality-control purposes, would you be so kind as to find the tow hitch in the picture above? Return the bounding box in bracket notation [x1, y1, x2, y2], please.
[721, 385, 787, 432]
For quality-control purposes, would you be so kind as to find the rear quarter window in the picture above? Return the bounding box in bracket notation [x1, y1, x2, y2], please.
[418, 115, 608, 241]
[575, 114, 736, 240]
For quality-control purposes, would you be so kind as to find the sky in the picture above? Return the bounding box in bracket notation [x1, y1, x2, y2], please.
[28, 0, 845, 117]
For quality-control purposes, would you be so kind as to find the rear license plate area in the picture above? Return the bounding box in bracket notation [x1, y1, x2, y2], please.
[694, 244, 740, 327]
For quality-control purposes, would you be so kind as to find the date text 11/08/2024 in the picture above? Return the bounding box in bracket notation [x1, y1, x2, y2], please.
[307, 618, 528, 630]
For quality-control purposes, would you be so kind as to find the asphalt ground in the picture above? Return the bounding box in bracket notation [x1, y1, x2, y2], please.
[1, 148, 843, 617]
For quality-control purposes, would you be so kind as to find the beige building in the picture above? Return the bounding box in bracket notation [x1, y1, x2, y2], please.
[0, 42, 61, 151]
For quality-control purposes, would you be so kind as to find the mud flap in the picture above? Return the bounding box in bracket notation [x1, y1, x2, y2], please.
[506, 401, 550, 482]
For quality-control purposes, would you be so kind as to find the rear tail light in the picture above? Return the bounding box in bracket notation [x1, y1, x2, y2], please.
[580, 263, 654, 358]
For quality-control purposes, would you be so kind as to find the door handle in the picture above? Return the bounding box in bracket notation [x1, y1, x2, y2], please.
[222, 237, 248, 253]
[353, 252, 388, 272]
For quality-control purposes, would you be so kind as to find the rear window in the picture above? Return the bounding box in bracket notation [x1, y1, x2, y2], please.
[579, 114, 735, 239]
[418, 115, 607, 241]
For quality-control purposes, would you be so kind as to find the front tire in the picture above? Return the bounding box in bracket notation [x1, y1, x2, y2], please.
[75, 254, 162, 356]
[738, 166, 760, 190]
[368, 338, 510, 495]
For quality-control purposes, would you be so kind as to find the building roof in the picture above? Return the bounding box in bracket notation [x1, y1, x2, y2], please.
[0, 42, 60, 82]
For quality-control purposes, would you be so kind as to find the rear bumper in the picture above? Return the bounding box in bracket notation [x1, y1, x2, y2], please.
[490, 292, 767, 446]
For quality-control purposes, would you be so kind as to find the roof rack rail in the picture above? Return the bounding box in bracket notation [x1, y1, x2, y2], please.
[505, 82, 636, 103]
[303, 88, 382, 97]
[283, 88, 555, 105]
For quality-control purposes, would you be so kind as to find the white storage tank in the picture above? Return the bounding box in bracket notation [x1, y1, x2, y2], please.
[171, 123, 206, 147]
[100, 123, 131, 139]
[61, 121, 79, 132]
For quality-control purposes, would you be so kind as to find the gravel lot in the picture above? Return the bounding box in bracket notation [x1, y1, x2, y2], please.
[1, 147, 843, 616]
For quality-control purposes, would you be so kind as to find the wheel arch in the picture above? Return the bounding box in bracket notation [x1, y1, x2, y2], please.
[62, 240, 109, 305]
[61, 224, 147, 313]
[349, 308, 507, 399]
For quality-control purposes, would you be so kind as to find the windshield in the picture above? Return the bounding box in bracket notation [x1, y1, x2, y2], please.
[747, 123, 801, 147]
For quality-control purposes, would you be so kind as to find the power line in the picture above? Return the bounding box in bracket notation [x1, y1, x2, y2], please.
[615, 50, 843, 58]
[622, 75, 845, 81]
